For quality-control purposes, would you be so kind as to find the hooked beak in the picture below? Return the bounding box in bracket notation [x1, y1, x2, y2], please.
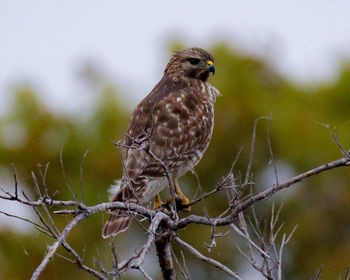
[207, 60, 215, 75]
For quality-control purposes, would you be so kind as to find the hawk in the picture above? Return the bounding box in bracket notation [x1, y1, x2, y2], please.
[103, 47, 220, 238]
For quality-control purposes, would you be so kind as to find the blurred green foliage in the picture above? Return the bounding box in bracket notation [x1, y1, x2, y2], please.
[0, 44, 349, 279]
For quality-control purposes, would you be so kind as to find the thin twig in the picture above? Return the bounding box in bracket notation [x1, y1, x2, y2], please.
[174, 235, 242, 280]
[244, 116, 271, 186]
[266, 113, 279, 186]
[180, 250, 191, 280]
[80, 150, 89, 203]
[31, 212, 90, 279]
[126, 212, 163, 270]
[0, 210, 49, 234]
[1, 131, 349, 280]
[191, 168, 210, 219]
[60, 150, 79, 202]
[111, 240, 120, 279]
[11, 163, 18, 198]
[138, 267, 153, 280]
[171, 247, 190, 280]
[174, 156, 350, 230]
[230, 222, 271, 259]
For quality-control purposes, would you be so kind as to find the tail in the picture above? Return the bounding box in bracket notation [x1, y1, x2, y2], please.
[102, 210, 130, 238]
[102, 180, 134, 238]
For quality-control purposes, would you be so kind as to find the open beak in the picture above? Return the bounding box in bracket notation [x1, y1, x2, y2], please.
[207, 60, 215, 75]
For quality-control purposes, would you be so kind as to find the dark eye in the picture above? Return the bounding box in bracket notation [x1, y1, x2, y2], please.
[188, 58, 200, 65]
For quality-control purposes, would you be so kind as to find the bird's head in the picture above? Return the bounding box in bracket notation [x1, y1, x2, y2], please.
[164, 47, 215, 82]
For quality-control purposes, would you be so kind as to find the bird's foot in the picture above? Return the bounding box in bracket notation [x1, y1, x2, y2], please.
[153, 194, 169, 213]
[167, 194, 191, 212]
[153, 194, 163, 210]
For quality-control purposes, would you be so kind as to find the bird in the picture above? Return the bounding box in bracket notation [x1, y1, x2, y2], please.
[102, 47, 220, 238]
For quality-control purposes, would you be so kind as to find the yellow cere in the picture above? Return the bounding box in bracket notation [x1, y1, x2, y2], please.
[207, 60, 213, 66]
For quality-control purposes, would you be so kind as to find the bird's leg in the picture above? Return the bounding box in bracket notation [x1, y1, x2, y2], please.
[167, 178, 191, 212]
[153, 194, 163, 210]
[174, 178, 191, 210]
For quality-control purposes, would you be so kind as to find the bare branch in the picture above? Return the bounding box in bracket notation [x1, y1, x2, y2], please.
[190, 168, 210, 219]
[244, 116, 271, 186]
[230, 222, 271, 260]
[155, 220, 176, 280]
[80, 150, 89, 203]
[126, 212, 163, 270]
[189, 171, 237, 207]
[230, 146, 244, 174]
[138, 266, 153, 280]
[11, 163, 18, 198]
[331, 127, 349, 158]
[174, 235, 242, 280]
[2, 118, 349, 280]
[111, 240, 120, 279]
[0, 210, 50, 235]
[311, 266, 323, 280]
[338, 267, 350, 280]
[174, 156, 350, 230]
[32, 171, 61, 236]
[266, 113, 279, 186]
[315, 121, 349, 158]
[180, 250, 191, 279]
[60, 150, 79, 202]
[171, 247, 190, 280]
[31, 212, 89, 280]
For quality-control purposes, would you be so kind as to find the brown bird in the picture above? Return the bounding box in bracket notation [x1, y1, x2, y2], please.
[102, 47, 220, 238]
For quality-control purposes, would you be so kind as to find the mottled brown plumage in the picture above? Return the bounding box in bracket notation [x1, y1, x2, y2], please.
[102, 47, 220, 238]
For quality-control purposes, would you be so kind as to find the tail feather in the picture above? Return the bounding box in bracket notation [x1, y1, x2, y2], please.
[102, 180, 135, 238]
[102, 210, 130, 238]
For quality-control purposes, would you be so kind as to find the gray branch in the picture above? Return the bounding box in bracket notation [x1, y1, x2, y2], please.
[1, 121, 349, 280]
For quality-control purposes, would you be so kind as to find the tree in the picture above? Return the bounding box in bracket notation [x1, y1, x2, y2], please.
[1, 115, 349, 279]
[1, 44, 350, 279]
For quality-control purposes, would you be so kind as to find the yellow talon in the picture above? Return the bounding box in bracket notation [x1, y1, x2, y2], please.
[167, 178, 191, 212]
[153, 194, 169, 213]
[153, 194, 163, 210]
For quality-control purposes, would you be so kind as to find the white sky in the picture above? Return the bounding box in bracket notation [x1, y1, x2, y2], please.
[1, 0, 350, 112]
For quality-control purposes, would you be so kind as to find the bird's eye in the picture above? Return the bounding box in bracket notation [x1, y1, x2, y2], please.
[188, 58, 200, 65]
